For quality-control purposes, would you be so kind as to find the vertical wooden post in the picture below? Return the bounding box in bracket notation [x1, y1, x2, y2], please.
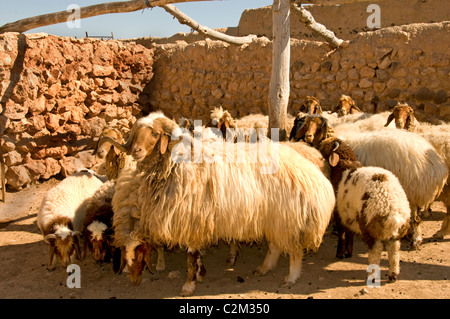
[268, 0, 290, 141]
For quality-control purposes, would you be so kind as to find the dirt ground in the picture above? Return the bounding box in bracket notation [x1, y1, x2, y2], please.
[0, 178, 449, 300]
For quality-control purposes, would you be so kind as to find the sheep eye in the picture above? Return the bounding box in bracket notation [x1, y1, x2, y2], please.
[152, 132, 160, 138]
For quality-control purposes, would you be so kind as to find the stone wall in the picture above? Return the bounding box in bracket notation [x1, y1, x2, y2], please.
[238, 0, 450, 40]
[144, 22, 449, 124]
[0, 32, 154, 190]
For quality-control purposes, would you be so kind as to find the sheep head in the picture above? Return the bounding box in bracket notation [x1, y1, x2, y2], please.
[92, 128, 124, 159]
[84, 219, 113, 262]
[96, 113, 181, 162]
[294, 115, 334, 148]
[385, 103, 415, 130]
[299, 96, 322, 115]
[44, 221, 82, 268]
[335, 95, 361, 117]
[210, 106, 237, 139]
[289, 112, 307, 141]
[117, 240, 154, 285]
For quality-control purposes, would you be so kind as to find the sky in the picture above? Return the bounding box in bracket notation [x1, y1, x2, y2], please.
[0, 0, 273, 39]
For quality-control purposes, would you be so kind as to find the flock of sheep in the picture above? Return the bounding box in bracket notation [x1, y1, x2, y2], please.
[36, 95, 449, 296]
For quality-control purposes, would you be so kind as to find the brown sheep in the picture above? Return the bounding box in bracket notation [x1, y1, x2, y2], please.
[334, 95, 362, 117]
[384, 103, 416, 130]
[299, 96, 322, 115]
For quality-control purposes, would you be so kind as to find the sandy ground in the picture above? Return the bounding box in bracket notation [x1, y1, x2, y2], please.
[0, 178, 449, 300]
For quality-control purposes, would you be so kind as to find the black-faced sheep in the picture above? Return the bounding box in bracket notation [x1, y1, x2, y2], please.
[295, 115, 411, 281]
[106, 112, 336, 296]
[37, 169, 106, 270]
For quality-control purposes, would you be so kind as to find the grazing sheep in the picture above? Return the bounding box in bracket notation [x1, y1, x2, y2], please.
[37, 169, 106, 270]
[82, 180, 116, 263]
[337, 128, 448, 249]
[334, 95, 362, 117]
[298, 96, 322, 115]
[106, 112, 336, 296]
[296, 115, 411, 281]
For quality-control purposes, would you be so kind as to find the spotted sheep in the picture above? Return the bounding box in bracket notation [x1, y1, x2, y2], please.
[294, 115, 411, 282]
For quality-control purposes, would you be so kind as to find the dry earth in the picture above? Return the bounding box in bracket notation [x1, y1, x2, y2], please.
[0, 178, 449, 300]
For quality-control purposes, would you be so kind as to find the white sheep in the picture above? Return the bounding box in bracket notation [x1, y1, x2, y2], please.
[295, 115, 411, 281]
[37, 169, 106, 270]
[384, 105, 450, 238]
[106, 112, 336, 296]
[337, 128, 448, 249]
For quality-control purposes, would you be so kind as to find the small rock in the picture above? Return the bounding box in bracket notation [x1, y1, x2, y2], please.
[236, 276, 245, 283]
[360, 288, 369, 295]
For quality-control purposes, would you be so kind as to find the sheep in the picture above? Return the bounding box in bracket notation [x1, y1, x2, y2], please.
[385, 104, 450, 238]
[336, 128, 448, 249]
[298, 96, 322, 115]
[93, 127, 135, 180]
[333, 94, 363, 117]
[37, 169, 106, 270]
[295, 115, 411, 281]
[82, 180, 116, 263]
[106, 112, 336, 296]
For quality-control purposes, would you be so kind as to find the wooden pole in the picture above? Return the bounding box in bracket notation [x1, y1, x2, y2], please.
[268, 0, 290, 141]
[160, 4, 256, 45]
[0, 0, 215, 34]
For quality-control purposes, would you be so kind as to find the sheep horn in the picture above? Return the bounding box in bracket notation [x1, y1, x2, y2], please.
[332, 141, 340, 151]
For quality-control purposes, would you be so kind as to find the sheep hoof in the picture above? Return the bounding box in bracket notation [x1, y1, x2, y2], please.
[181, 281, 196, 297]
[156, 262, 165, 272]
[433, 231, 445, 240]
[46, 265, 56, 272]
[281, 279, 296, 288]
[388, 274, 398, 283]
[226, 253, 238, 267]
[253, 266, 268, 277]
[344, 253, 352, 258]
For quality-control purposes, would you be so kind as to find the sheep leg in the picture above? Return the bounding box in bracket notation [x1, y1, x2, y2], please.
[156, 246, 165, 272]
[47, 245, 57, 272]
[254, 242, 281, 276]
[181, 248, 204, 296]
[282, 249, 304, 287]
[386, 239, 401, 282]
[366, 240, 383, 284]
[434, 205, 450, 239]
[344, 230, 354, 258]
[226, 241, 240, 267]
[409, 207, 423, 250]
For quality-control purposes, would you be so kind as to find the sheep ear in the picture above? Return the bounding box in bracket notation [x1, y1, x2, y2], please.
[144, 245, 155, 274]
[384, 114, 394, 127]
[44, 234, 57, 245]
[315, 104, 323, 115]
[405, 113, 415, 129]
[160, 134, 169, 155]
[329, 153, 340, 167]
[294, 122, 308, 141]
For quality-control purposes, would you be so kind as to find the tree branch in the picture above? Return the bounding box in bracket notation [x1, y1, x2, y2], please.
[0, 0, 215, 34]
[160, 4, 256, 45]
[291, 3, 349, 48]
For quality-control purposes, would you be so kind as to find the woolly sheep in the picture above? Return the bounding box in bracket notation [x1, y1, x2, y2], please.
[296, 115, 411, 281]
[37, 169, 106, 270]
[385, 105, 450, 238]
[82, 180, 116, 263]
[337, 128, 448, 249]
[107, 112, 336, 296]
